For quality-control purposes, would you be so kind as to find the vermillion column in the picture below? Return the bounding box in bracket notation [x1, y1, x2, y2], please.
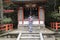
[39, 7, 45, 27]
[18, 7, 23, 27]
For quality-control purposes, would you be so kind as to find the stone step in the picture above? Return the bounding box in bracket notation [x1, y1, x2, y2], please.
[43, 35, 55, 40]
[0, 32, 57, 40]
[43, 36, 55, 40]
[20, 33, 40, 40]
[18, 24, 40, 26]
[0, 34, 18, 38]
[20, 38, 40, 40]
[0, 38, 16, 40]
[0, 30, 58, 40]
[21, 33, 40, 37]
[18, 26, 40, 32]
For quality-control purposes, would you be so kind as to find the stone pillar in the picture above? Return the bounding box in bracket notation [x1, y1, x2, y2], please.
[18, 7, 23, 27]
[39, 7, 45, 27]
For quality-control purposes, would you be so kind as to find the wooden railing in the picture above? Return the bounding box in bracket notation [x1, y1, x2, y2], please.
[0, 24, 13, 31]
[51, 22, 60, 30]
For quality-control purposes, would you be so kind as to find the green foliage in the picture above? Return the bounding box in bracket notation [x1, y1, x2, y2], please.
[3, 3, 18, 10]
[1, 17, 12, 24]
[45, 11, 60, 27]
[50, 12, 60, 22]
[45, 0, 60, 26]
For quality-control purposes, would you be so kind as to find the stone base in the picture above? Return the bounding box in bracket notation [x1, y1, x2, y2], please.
[40, 24, 45, 29]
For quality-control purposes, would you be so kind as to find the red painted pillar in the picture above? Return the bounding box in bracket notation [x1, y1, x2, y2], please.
[56, 22, 58, 30]
[38, 7, 40, 24]
[18, 7, 24, 26]
[22, 7, 24, 25]
[18, 7, 20, 24]
[38, 6, 45, 27]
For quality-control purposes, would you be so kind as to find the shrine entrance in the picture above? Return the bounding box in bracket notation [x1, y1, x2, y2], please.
[24, 7, 38, 21]
[18, 4, 45, 26]
[22, 6, 40, 25]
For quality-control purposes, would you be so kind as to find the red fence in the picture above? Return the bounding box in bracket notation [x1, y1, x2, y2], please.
[0, 24, 13, 31]
[51, 22, 60, 30]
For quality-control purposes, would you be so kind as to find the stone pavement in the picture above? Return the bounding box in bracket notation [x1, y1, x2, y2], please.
[0, 38, 16, 40]
[0, 26, 57, 40]
[9, 26, 54, 34]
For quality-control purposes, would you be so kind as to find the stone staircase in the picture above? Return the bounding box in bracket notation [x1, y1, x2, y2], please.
[0, 32, 60, 40]
[0, 25, 60, 40]
[0, 33, 41, 40]
[20, 33, 40, 40]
